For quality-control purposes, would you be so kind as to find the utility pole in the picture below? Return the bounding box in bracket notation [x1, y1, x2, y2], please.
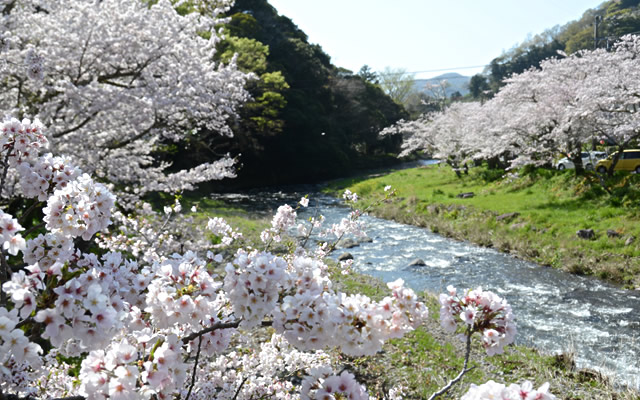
[594, 15, 602, 50]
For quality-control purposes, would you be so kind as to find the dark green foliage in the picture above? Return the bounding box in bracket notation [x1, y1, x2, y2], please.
[190, 0, 408, 189]
[605, 172, 640, 207]
[357, 65, 379, 84]
[477, 167, 505, 183]
[468, 74, 490, 100]
[487, 38, 564, 92]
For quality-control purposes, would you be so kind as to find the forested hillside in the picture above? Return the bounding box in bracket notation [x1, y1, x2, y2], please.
[468, 0, 640, 97]
[175, 0, 407, 189]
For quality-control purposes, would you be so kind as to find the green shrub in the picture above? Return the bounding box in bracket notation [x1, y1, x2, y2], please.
[477, 167, 505, 183]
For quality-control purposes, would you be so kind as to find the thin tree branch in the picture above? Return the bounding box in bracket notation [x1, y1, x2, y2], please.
[52, 113, 99, 139]
[0, 150, 13, 199]
[23, 222, 45, 237]
[74, 27, 94, 84]
[105, 116, 159, 150]
[18, 200, 43, 225]
[300, 208, 320, 249]
[232, 377, 249, 400]
[16, 79, 23, 110]
[181, 320, 272, 344]
[184, 335, 203, 400]
[181, 321, 241, 344]
[0, 249, 10, 305]
[428, 327, 475, 400]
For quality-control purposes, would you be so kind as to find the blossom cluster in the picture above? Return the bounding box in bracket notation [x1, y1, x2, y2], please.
[261, 204, 298, 244]
[23, 232, 74, 271]
[0, 209, 25, 255]
[17, 153, 81, 201]
[0, 117, 48, 165]
[224, 249, 287, 328]
[37, 264, 127, 351]
[96, 201, 215, 264]
[324, 210, 367, 241]
[439, 286, 517, 355]
[301, 368, 369, 400]
[145, 251, 226, 333]
[24, 48, 44, 81]
[207, 216, 243, 247]
[188, 334, 332, 400]
[342, 189, 359, 202]
[28, 349, 77, 398]
[273, 256, 429, 356]
[42, 173, 116, 240]
[0, 307, 42, 380]
[79, 334, 189, 400]
[461, 380, 556, 400]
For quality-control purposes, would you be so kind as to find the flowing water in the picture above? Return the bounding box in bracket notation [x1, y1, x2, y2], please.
[211, 182, 640, 390]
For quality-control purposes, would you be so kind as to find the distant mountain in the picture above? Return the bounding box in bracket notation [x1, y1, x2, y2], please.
[413, 72, 470, 97]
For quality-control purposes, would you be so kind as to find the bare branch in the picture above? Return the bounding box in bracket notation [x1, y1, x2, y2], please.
[181, 320, 241, 344]
[232, 378, 249, 400]
[181, 319, 272, 344]
[184, 335, 203, 400]
[428, 326, 475, 400]
[52, 113, 99, 139]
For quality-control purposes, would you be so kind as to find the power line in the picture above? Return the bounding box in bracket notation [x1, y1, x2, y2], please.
[377, 65, 489, 77]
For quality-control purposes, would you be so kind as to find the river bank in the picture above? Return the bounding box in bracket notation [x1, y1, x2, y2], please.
[326, 163, 640, 289]
[188, 191, 640, 399]
[330, 268, 638, 399]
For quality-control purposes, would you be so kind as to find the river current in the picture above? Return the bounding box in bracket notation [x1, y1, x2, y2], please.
[211, 182, 640, 390]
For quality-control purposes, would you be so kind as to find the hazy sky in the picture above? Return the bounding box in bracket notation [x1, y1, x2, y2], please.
[267, 0, 605, 79]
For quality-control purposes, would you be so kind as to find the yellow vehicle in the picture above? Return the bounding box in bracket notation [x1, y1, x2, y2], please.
[595, 149, 640, 174]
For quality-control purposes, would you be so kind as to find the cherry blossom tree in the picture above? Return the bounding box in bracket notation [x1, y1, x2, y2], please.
[573, 35, 640, 175]
[381, 102, 485, 176]
[0, 0, 250, 204]
[0, 117, 555, 400]
[490, 55, 594, 171]
[385, 35, 640, 176]
[0, 0, 564, 396]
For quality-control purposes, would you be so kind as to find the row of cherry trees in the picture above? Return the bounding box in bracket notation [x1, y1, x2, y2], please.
[0, 1, 556, 399]
[383, 35, 640, 174]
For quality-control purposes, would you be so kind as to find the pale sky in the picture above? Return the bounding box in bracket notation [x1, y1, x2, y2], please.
[267, 0, 605, 79]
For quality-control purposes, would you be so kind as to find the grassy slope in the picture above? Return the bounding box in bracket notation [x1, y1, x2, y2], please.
[194, 196, 638, 399]
[327, 164, 640, 289]
[182, 196, 271, 246]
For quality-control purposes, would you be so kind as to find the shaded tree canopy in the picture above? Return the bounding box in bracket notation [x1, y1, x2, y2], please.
[178, 0, 407, 190]
[358, 65, 379, 84]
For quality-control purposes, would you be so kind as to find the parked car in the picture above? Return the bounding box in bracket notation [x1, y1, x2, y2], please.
[555, 151, 607, 170]
[596, 149, 640, 174]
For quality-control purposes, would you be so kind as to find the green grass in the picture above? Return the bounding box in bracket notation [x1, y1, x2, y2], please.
[181, 196, 270, 247]
[326, 164, 640, 288]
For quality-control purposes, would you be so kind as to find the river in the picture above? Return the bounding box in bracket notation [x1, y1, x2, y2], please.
[211, 179, 640, 390]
